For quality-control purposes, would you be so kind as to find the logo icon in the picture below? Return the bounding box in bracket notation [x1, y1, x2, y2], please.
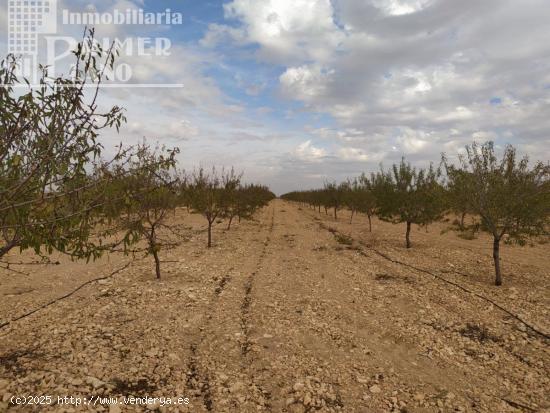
[8, 0, 58, 81]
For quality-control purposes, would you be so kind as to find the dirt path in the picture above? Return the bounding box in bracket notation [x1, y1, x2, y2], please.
[242, 202, 477, 413]
[0, 200, 548, 412]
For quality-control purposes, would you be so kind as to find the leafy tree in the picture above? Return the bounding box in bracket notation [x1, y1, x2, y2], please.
[445, 142, 550, 286]
[444, 168, 475, 230]
[312, 189, 325, 214]
[225, 184, 275, 229]
[0, 29, 125, 265]
[324, 182, 344, 220]
[221, 176, 243, 230]
[357, 174, 378, 231]
[341, 180, 356, 224]
[188, 168, 241, 247]
[374, 159, 446, 248]
[101, 143, 180, 279]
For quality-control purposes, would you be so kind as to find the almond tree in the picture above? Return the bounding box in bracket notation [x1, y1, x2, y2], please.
[444, 168, 475, 230]
[312, 189, 325, 214]
[324, 182, 344, 220]
[341, 180, 356, 223]
[101, 143, 180, 279]
[0, 29, 126, 267]
[445, 142, 550, 286]
[357, 174, 378, 232]
[374, 159, 446, 248]
[222, 176, 242, 230]
[241, 184, 276, 220]
[189, 168, 241, 247]
[224, 184, 275, 229]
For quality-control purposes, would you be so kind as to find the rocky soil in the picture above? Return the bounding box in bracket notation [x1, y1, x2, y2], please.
[0, 200, 548, 412]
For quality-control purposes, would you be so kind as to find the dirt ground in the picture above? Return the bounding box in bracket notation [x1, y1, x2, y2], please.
[0, 200, 548, 413]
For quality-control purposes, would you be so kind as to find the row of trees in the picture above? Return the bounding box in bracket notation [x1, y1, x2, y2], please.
[181, 168, 275, 249]
[97, 155, 274, 279]
[0, 30, 274, 280]
[282, 144, 549, 286]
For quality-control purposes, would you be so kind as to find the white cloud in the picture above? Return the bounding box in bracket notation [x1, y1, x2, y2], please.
[396, 128, 431, 154]
[371, 0, 434, 16]
[123, 0, 550, 190]
[205, 0, 344, 63]
[337, 147, 370, 161]
[200, 23, 247, 48]
[435, 106, 475, 123]
[293, 140, 327, 161]
[280, 65, 334, 100]
[472, 131, 497, 141]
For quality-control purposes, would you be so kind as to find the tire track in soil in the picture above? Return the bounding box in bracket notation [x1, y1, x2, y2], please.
[238, 207, 275, 410]
[184, 268, 234, 412]
[186, 343, 214, 411]
[250, 205, 360, 411]
[183, 206, 275, 412]
[240, 208, 274, 356]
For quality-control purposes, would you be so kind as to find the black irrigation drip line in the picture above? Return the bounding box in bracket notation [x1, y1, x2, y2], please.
[314, 217, 550, 342]
[360, 246, 549, 341]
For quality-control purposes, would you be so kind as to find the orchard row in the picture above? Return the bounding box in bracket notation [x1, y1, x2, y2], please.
[282, 143, 549, 286]
[0, 31, 274, 279]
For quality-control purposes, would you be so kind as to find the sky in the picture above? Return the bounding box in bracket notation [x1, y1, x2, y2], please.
[1, 0, 550, 194]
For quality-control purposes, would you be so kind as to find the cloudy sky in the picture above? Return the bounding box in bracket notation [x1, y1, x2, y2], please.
[2, 0, 550, 194]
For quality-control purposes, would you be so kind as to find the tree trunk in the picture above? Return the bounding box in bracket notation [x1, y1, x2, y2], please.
[460, 212, 466, 229]
[152, 248, 161, 279]
[405, 221, 412, 249]
[318, 205, 321, 213]
[368, 215, 372, 232]
[227, 215, 234, 230]
[349, 210, 354, 224]
[149, 227, 161, 279]
[324, 207, 328, 215]
[334, 207, 337, 220]
[208, 221, 213, 248]
[493, 237, 502, 286]
[0, 240, 18, 259]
